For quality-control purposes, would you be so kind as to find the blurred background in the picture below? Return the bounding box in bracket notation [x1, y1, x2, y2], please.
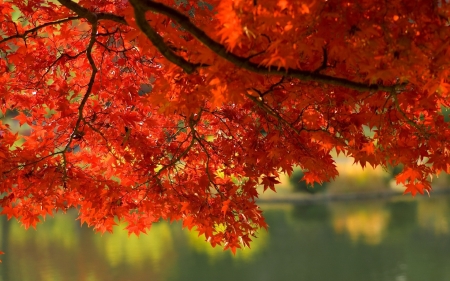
[2, 111, 450, 281]
[1, 155, 450, 281]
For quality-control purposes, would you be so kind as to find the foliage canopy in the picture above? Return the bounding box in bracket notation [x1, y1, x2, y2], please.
[1, 0, 450, 252]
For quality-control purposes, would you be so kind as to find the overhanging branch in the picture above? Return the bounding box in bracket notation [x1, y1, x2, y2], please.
[57, 0, 97, 23]
[128, 0, 200, 74]
[57, 0, 127, 25]
[132, 0, 405, 93]
[0, 16, 80, 44]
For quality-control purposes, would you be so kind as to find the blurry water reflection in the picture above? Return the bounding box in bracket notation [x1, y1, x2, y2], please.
[1, 196, 450, 281]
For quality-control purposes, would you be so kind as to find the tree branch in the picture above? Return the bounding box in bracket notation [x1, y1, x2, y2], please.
[57, 0, 127, 25]
[133, 0, 405, 93]
[57, 0, 97, 23]
[252, 76, 285, 97]
[314, 46, 328, 73]
[96, 13, 127, 25]
[245, 93, 302, 135]
[392, 93, 429, 137]
[0, 16, 80, 44]
[128, 0, 200, 74]
[64, 19, 99, 152]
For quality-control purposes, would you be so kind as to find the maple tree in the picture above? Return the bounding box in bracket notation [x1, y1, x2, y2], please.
[1, 0, 450, 253]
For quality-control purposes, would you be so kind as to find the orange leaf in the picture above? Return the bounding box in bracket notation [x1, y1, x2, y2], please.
[361, 141, 375, 155]
[221, 200, 231, 215]
[396, 168, 421, 184]
[14, 112, 29, 126]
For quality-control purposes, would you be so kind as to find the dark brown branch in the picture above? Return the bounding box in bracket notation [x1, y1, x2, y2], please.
[314, 46, 328, 73]
[57, 0, 127, 25]
[188, 114, 225, 199]
[96, 13, 127, 25]
[1, 151, 64, 176]
[84, 121, 121, 160]
[64, 20, 99, 152]
[0, 16, 80, 44]
[392, 93, 429, 137]
[133, 0, 405, 93]
[128, 0, 200, 74]
[38, 51, 86, 85]
[57, 0, 97, 23]
[252, 76, 285, 97]
[245, 93, 302, 135]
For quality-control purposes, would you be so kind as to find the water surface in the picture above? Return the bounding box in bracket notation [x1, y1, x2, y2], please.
[1, 196, 450, 281]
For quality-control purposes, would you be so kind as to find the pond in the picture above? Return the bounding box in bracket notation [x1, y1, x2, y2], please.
[1, 195, 450, 281]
